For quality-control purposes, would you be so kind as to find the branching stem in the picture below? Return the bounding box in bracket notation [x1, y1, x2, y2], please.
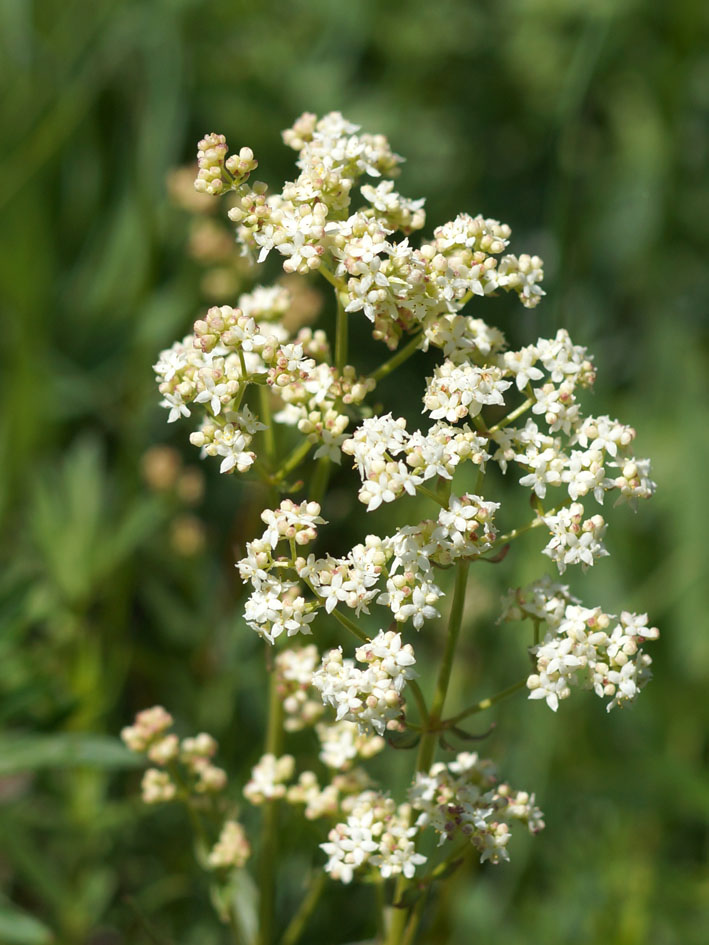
[371, 332, 424, 383]
[445, 679, 527, 726]
[279, 872, 326, 945]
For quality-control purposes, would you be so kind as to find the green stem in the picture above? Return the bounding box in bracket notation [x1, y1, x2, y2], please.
[335, 291, 348, 373]
[400, 897, 426, 945]
[417, 560, 470, 772]
[493, 513, 546, 547]
[487, 395, 534, 434]
[309, 455, 331, 504]
[445, 679, 527, 726]
[330, 605, 369, 643]
[259, 385, 276, 467]
[371, 332, 423, 383]
[279, 872, 326, 945]
[257, 664, 284, 945]
[407, 679, 429, 727]
[271, 439, 313, 485]
[387, 561, 470, 945]
[375, 881, 387, 942]
[318, 264, 339, 289]
[414, 483, 447, 508]
[492, 496, 572, 550]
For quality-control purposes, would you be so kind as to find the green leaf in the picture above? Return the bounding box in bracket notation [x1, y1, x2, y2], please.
[0, 900, 54, 944]
[210, 868, 258, 945]
[0, 733, 142, 776]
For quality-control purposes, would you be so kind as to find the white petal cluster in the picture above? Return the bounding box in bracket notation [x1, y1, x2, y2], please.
[195, 133, 258, 196]
[423, 314, 507, 364]
[342, 414, 489, 511]
[498, 575, 579, 626]
[275, 644, 324, 731]
[312, 630, 417, 735]
[243, 753, 295, 804]
[261, 499, 325, 548]
[321, 791, 426, 884]
[316, 720, 385, 771]
[286, 771, 340, 820]
[221, 112, 543, 354]
[207, 820, 251, 870]
[409, 752, 544, 864]
[153, 305, 273, 474]
[286, 767, 374, 822]
[277, 359, 375, 464]
[434, 494, 500, 559]
[141, 769, 177, 804]
[238, 501, 326, 643]
[123, 710, 228, 801]
[486, 335, 655, 509]
[525, 604, 659, 712]
[542, 502, 608, 574]
[423, 362, 511, 422]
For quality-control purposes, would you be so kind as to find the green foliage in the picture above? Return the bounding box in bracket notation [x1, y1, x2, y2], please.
[0, 0, 707, 943]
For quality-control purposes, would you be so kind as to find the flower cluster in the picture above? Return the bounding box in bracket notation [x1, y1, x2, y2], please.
[243, 753, 295, 805]
[527, 604, 659, 712]
[320, 791, 426, 884]
[121, 706, 228, 801]
[208, 820, 251, 870]
[275, 644, 324, 730]
[137, 111, 659, 926]
[312, 630, 417, 735]
[237, 489, 500, 646]
[409, 752, 544, 864]
[122, 708, 251, 873]
[316, 720, 386, 771]
[501, 578, 659, 711]
[286, 767, 373, 822]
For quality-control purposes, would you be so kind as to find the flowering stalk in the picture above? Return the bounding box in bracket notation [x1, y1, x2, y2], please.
[387, 559, 470, 945]
[127, 112, 659, 945]
[258, 670, 284, 945]
[418, 560, 470, 773]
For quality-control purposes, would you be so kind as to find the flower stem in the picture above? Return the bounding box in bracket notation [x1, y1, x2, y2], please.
[309, 455, 331, 504]
[371, 332, 423, 383]
[493, 513, 546, 547]
[335, 291, 348, 372]
[488, 395, 534, 434]
[279, 871, 326, 945]
[445, 678, 527, 726]
[417, 560, 470, 773]
[259, 385, 276, 466]
[414, 483, 447, 508]
[271, 439, 313, 485]
[330, 605, 369, 643]
[407, 679, 429, 727]
[257, 662, 284, 945]
[386, 560, 470, 945]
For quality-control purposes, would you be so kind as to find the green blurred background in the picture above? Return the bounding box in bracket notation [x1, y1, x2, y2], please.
[1, 0, 708, 942]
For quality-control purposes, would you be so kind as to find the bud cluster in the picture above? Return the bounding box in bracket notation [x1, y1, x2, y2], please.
[121, 707, 229, 803]
[409, 752, 544, 864]
[312, 630, 417, 735]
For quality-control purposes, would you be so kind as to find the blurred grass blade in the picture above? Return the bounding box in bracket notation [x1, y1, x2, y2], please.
[0, 898, 53, 945]
[0, 733, 141, 775]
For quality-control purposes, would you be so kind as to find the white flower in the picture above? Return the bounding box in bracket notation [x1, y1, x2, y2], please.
[409, 753, 544, 862]
[208, 820, 251, 870]
[542, 503, 608, 574]
[321, 791, 426, 884]
[423, 361, 511, 422]
[243, 753, 295, 804]
[316, 721, 385, 771]
[503, 345, 544, 390]
[313, 631, 417, 736]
